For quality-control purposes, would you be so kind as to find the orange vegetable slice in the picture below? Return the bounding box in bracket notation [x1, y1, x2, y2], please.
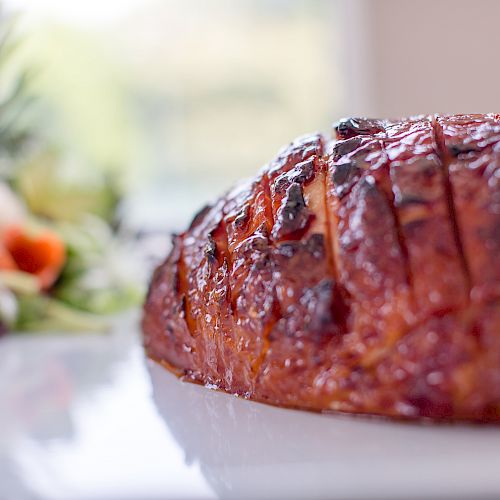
[3, 225, 66, 290]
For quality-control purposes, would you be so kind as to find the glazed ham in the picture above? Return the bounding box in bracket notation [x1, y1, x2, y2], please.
[142, 114, 500, 421]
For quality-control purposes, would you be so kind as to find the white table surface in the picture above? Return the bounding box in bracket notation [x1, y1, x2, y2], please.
[1, 313, 500, 500]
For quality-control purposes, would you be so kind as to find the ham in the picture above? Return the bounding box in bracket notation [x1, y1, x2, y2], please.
[143, 114, 500, 421]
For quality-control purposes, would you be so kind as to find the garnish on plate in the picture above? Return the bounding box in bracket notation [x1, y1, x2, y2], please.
[0, 15, 142, 334]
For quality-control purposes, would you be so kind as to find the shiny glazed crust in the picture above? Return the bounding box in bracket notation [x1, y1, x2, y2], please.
[142, 114, 500, 421]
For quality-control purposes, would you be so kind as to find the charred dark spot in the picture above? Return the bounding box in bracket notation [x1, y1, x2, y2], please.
[447, 143, 481, 157]
[334, 117, 385, 140]
[232, 228, 271, 260]
[276, 233, 325, 260]
[247, 234, 270, 252]
[252, 252, 273, 271]
[276, 241, 299, 259]
[172, 265, 181, 295]
[188, 204, 212, 230]
[396, 194, 429, 207]
[271, 183, 312, 240]
[305, 233, 326, 259]
[268, 137, 321, 177]
[256, 222, 270, 238]
[332, 136, 365, 161]
[180, 294, 189, 322]
[331, 161, 362, 198]
[204, 234, 217, 263]
[273, 157, 316, 194]
[301, 280, 334, 333]
[233, 204, 250, 228]
[406, 394, 454, 419]
[402, 218, 428, 233]
[301, 144, 320, 159]
[301, 279, 348, 340]
[358, 176, 379, 197]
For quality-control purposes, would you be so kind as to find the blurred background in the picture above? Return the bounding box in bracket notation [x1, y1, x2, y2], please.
[1, 0, 340, 232]
[3, 0, 500, 231]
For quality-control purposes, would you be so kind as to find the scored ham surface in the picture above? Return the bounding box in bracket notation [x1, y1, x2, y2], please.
[142, 114, 500, 421]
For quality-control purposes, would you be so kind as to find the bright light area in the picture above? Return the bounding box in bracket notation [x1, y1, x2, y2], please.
[4, 0, 155, 27]
[12, 347, 215, 499]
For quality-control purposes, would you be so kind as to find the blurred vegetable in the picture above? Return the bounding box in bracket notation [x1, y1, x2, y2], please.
[0, 12, 143, 334]
[54, 216, 142, 314]
[0, 269, 39, 294]
[15, 294, 109, 332]
[3, 224, 66, 289]
[15, 150, 119, 223]
[0, 285, 17, 332]
[0, 16, 34, 168]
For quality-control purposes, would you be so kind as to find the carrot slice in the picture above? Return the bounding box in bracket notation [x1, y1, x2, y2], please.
[3, 225, 66, 290]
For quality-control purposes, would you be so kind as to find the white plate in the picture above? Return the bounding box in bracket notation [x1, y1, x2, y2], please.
[1, 315, 500, 500]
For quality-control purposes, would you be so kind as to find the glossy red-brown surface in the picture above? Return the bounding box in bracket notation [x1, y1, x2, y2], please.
[142, 114, 500, 421]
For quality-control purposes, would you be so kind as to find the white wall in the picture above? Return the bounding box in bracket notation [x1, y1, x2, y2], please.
[337, 0, 500, 118]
